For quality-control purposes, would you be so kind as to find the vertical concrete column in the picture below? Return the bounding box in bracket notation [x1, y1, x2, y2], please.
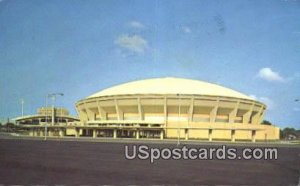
[231, 130, 235, 142]
[52, 130, 55, 137]
[114, 99, 121, 120]
[264, 133, 267, 142]
[52, 106, 55, 126]
[93, 129, 97, 138]
[97, 100, 107, 121]
[229, 102, 239, 123]
[185, 129, 189, 140]
[251, 106, 262, 125]
[252, 130, 256, 143]
[75, 128, 80, 138]
[137, 97, 143, 120]
[113, 129, 117, 139]
[188, 98, 194, 123]
[29, 129, 34, 136]
[243, 103, 254, 124]
[136, 129, 140, 139]
[33, 129, 37, 136]
[31, 129, 35, 137]
[160, 130, 164, 140]
[59, 129, 64, 137]
[34, 129, 37, 136]
[208, 129, 212, 142]
[46, 129, 50, 137]
[258, 111, 265, 126]
[78, 109, 89, 122]
[41, 130, 45, 137]
[48, 130, 53, 137]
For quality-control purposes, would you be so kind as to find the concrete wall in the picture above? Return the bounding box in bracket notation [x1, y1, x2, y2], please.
[72, 95, 279, 141]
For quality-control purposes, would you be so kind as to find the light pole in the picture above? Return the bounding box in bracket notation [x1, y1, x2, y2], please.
[45, 95, 50, 140]
[44, 93, 64, 140]
[49, 93, 64, 126]
[20, 99, 24, 117]
[177, 94, 181, 146]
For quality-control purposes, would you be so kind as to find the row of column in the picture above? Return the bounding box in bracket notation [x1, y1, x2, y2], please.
[81, 97, 264, 125]
[75, 129, 164, 140]
[180, 129, 256, 142]
[29, 129, 65, 137]
[29, 128, 256, 142]
[207, 129, 256, 142]
[74, 128, 257, 142]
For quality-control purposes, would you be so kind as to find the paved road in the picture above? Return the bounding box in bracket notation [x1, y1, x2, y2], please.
[0, 138, 299, 185]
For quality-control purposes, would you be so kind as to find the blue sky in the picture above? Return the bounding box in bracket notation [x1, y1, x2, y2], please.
[0, 0, 299, 129]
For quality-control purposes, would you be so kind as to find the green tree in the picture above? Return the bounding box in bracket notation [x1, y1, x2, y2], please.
[262, 120, 272, 125]
[280, 127, 298, 139]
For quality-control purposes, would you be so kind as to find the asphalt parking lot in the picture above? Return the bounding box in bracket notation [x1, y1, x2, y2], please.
[0, 137, 299, 185]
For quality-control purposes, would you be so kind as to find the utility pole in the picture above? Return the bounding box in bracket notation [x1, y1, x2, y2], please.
[20, 99, 24, 117]
[48, 93, 64, 126]
[44, 93, 63, 140]
[177, 94, 181, 146]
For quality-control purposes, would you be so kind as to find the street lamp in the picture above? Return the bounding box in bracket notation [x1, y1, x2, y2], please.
[44, 93, 64, 140]
[49, 93, 64, 126]
[177, 94, 181, 146]
[20, 99, 24, 117]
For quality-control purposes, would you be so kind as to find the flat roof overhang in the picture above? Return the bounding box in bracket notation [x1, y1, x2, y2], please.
[13, 114, 80, 122]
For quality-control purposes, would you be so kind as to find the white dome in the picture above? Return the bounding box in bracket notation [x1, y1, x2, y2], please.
[87, 77, 253, 100]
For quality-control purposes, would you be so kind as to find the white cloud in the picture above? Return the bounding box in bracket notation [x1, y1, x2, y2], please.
[182, 26, 191, 33]
[129, 21, 145, 29]
[115, 34, 148, 53]
[257, 67, 285, 82]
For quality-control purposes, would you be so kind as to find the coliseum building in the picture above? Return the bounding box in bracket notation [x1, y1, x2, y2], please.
[17, 77, 280, 142]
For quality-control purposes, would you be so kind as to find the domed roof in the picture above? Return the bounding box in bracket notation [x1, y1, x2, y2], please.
[87, 77, 254, 100]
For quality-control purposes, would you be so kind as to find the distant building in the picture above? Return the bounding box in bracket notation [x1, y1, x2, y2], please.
[16, 77, 280, 142]
[287, 134, 297, 140]
[15, 107, 79, 136]
[15, 107, 79, 125]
